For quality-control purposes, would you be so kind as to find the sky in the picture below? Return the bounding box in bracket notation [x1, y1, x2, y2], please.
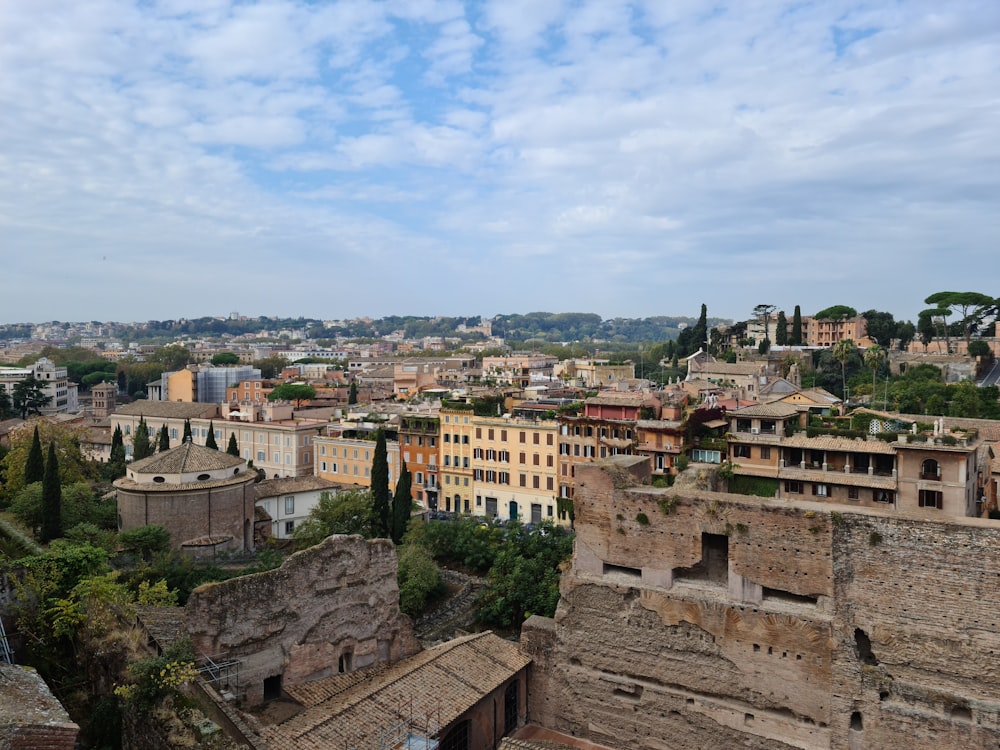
[1, 1, 998, 326]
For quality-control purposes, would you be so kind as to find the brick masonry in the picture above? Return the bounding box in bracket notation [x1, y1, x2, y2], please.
[522, 458, 1000, 750]
[185, 534, 420, 706]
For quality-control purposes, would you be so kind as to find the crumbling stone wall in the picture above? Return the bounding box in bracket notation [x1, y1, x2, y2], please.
[525, 458, 1000, 749]
[186, 535, 420, 706]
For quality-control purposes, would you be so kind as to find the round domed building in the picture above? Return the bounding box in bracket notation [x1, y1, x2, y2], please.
[114, 441, 258, 555]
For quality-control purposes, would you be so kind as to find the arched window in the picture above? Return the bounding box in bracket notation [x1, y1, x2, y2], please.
[438, 720, 469, 750]
[921, 459, 940, 480]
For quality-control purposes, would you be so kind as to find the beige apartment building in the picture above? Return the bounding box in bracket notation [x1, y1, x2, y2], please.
[471, 413, 562, 525]
[313, 425, 401, 493]
[111, 401, 323, 478]
[439, 404, 475, 514]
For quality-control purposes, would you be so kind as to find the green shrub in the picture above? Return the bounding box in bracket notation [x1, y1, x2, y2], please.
[636, 512, 650, 526]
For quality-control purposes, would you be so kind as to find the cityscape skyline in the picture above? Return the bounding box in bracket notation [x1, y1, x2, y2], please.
[2, 1, 998, 324]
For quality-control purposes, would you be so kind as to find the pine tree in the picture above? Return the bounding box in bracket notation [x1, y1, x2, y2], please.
[791, 305, 803, 346]
[227, 432, 239, 457]
[108, 425, 126, 479]
[371, 429, 390, 538]
[157, 424, 170, 452]
[183, 419, 192, 443]
[348, 380, 358, 405]
[775, 311, 788, 346]
[25, 426, 45, 484]
[205, 420, 218, 450]
[391, 460, 412, 544]
[133, 417, 153, 461]
[40, 442, 62, 543]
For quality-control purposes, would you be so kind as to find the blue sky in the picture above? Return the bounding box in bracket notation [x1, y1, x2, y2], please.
[1, 0, 997, 325]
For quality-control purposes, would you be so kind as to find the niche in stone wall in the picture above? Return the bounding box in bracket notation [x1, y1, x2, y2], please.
[263, 674, 282, 702]
[762, 587, 818, 606]
[674, 533, 728, 586]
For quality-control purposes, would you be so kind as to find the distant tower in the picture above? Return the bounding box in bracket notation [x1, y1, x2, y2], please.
[92, 381, 117, 418]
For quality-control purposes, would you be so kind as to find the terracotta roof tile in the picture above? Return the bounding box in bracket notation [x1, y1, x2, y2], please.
[130, 442, 243, 474]
[265, 632, 530, 750]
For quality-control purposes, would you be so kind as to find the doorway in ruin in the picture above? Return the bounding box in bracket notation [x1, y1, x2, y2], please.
[674, 533, 728, 586]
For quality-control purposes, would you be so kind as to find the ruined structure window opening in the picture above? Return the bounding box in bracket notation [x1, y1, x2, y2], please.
[849, 711, 863, 731]
[338, 650, 353, 673]
[263, 674, 282, 702]
[674, 533, 728, 586]
[762, 587, 818, 607]
[603, 562, 641, 580]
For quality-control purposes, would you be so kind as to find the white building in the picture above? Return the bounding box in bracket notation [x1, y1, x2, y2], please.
[0, 357, 78, 415]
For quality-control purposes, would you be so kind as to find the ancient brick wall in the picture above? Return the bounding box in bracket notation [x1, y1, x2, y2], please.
[527, 458, 1000, 750]
[117, 478, 255, 551]
[185, 535, 420, 706]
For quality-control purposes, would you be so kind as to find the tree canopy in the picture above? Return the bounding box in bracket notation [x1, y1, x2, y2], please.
[923, 291, 996, 345]
[293, 489, 376, 547]
[267, 383, 316, 407]
[814, 305, 858, 320]
[210, 352, 240, 366]
[12, 376, 52, 419]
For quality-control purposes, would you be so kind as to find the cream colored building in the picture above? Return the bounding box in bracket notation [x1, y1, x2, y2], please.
[314, 425, 400, 492]
[471, 413, 562, 525]
[439, 404, 475, 514]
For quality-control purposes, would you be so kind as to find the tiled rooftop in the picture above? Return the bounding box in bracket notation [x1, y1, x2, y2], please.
[264, 632, 530, 750]
[130, 441, 243, 474]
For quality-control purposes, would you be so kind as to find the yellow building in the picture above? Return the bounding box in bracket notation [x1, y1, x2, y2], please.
[314, 426, 400, 492]
[439, 404, 475, 514]
[471, 413, 563, 525]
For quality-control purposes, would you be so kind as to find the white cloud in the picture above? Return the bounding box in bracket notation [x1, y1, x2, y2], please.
[0, 0, 997, 323]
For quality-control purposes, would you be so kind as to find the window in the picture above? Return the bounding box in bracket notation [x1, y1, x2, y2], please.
[919, 489, 943, 509]
[284, 496, 295, 515]
[812, 484, 829, 497]
[170, 428, 178, 439]
[533, 454, 540, 466]
[462, 435, 469, 444]
[546, 434, 553, 446]
[759, 446, 771, 460]
[546, 455, 553, 467]
[532, 476, 540, 489]
[921, 459, 941, 480]
[734, 444, 751, 459]
[848, 486, 859, 500]
[257, 450, 265, 462]
[284, 521, 295, 535]
[546, 477, 554, 491]
[444, 455, 451, 466]
[273, 452, 280, 463]
[559, 444, 569, 456]
[499, 471, 510, 485]
[501, 430, 507, 441]
[874, 489, 895, 503]
[486, 470, 496, 483]
[444, 433, 451, 443]
[488, 429, 494, 440]
[499, 450, 509, 462]
[520, 474, 527, 487]
[533, 433, 540, 444]
[520, 431, 526, 443]
[785, 480, 803, 494]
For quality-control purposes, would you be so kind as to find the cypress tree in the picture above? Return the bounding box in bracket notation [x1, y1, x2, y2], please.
[157, 424, 170, 452]
[40, 442, 62, 543]
[691, 303, 708, 353]
[391, 460, 412, 544]
[775, 311, 788, 346]
[108, 425, 126, 479]
[227, 432, 239, 457]
[371, 429, 390, 537]
[133, 417, 153, 461]
[183, 419, 192, 443]
[205, 420, 219, 450]
[791, 305, 803, 346]
[348, 380, 358, 405]
[25, 426, 45, 484]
